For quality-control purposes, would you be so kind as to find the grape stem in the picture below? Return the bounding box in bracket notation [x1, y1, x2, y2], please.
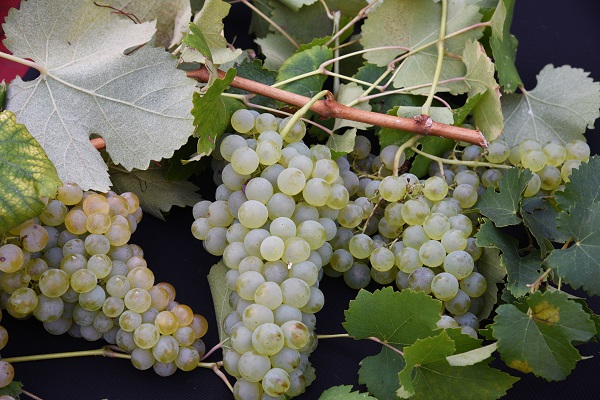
[201, 339, 227, 361]
[316, 333, 404, 356]
[393, 135, 422, 176]
[410, 145, 513, 170]
[281, 90, 330, 140]
[21, 390, 43, 400]
[1, 346, 131, 363]
[186, 66, 487, 147]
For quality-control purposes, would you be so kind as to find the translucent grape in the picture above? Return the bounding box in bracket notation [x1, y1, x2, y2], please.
[431, 272, 459, 301]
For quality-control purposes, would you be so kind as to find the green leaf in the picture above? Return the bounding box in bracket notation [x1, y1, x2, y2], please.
[183, 22, 213, 60]
[276, 46, 333, 97]
[228, 60, 278, 107]
[343, 287, 442, 347]
[453, 92, 484, 126]
[277, 0, 318, 12]
[472, 87, 504, 140]
[191, 69, 243, 157]
[398, 106, 454, 125]
[0, 81, 6, 110]
[333, 83, 372, 131]
[446, 342, 497, 366]
[476, 219, 543, 297]
[325, 0, 370, 17]
[475, 247, 506, 320]
[4, 0, 196, 191]
[108, 0, 192, 48]
[501, 65, 600, 147]
[0, 111, 62, 235]
[326, 128, 357, 159]
[358, 347, 406, 400]
[270, 1, 334, 45]
[491, 290, 596, 380]
[546, 203, 600, 296]
[319, 385, 377, 400]
[165, 137, 209, 181]
[361, 0, 483, 94]
[398, 331, 517, 400]
[462, 39, 499, 96]
[207, 261, 233, 343]
[0, 381, 23, 398]
[109, 167, 202, 220]
[489, 0, 522, 92]
[554, 156, 600, 211]
[475, 167, 532, 227]
[521, 196, 568, 256]
[255, 33, 297, 70]
[188, 0, 242, 64]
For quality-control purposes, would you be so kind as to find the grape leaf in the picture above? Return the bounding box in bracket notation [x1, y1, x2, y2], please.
[475, 247, 506, 320]
[4, 0, 196, 191]
[475, 167, 532, 227]
[228, 60, 278, 107]
[0, 81, 6, 110]
[319, 385, 377, 400]
[476, 219, 543, 297]
[361, 0, 483, 94]
[446, 342, 498, 366]
[324, 0, 371, 17]
[398, 331, 517, 399]
[0, 381, 23, 398]
[489, 0, 522, 92]
[343, 287, 441, 348]
[554, 156, 600, 211]
[207, 261, 233, 343]
[183, 23, 213, 60]
[358, 347, 406, 400]
[501, 65, 600, 147]
[521, 196, 568, 256]
[491, 290, 596, 381]
[326, 128, 357, 159]
[277, 0, 318, 12]
[191, 69, 243, 157]
[333, 83, 372, 131]
[188, 0, 242, 65]
[545, 203, 600, 296]
[0, 111, 62, 235]
[453, 92, 484, 125]
[462, 39, 499, 96]
[108, 0, 192, 48]
[472, 87, 504, 141]
[110, 167, 202, 220]
[270, 1, 334, 45]
[276, 46, 333, 97]
[256, 33, 297, 70]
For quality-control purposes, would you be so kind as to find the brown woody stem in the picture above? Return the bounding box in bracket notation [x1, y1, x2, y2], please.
[186, 66, 487, 147]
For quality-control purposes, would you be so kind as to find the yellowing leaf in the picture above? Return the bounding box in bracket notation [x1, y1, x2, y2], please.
[110, 167, 202, 220]
[446, 343, 498, 366]
[0, 111, 61, 234]
[501, 65, 600, 147]
[4, 0, 196, 191]
[108, 0, 192, 48]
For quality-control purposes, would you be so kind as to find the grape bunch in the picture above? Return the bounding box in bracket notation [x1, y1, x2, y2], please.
[0, 183, 209, 380]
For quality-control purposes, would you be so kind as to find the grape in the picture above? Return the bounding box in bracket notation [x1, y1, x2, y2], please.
[289, 261, 319, 286]
[369, 247, 395, 271]
[402, 225, 429, 249]
[538, 165, 562, 190]
[348, 234, 374, 260]
[452, 184, 478, 208]
[260, 236, 285, 262]
[444, 289, 471, 315]
[252, 323, 285, 355]
[543, 141, 567, 166]
[280, 278, 310, 308]
[0, 244, 25, 273]
[20, 224, 49, 252]
[454, 170, 480, 188]
[460, 271, 488, 297]
[436, 315, 459, 329]
[243, 304, 275, 331]
[351, 135, 371, 159]
[237, 271, 266, 301]
[257, 140, 282, 166]
[443, 250, 474, 279]
[481, 168, 503, 188]
[418, 240, 446, 268]
[431, 272, 459, 301]
[521, 149, 547, 172]
[565, 139, 590, 162]
[423, 176, 449, 201]
[231, 109, 256, 133]
[302, 178, 332, 207]
[407, 267, 435, 293]
[378, 176, 407, 202]
[422, 213, 450, 240]
[401, 199, 430, 226]
[277, 168, 307, 196]
[561, 159, 581, 182]
[524, 172, 542, 197]
[279, 117, 307, 143]
[485, 139, 510, 163]
[239, 350, 272, 382]
[256, 113, 279, 133]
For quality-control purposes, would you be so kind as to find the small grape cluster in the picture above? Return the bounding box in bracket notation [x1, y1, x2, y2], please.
[0, 183, 209, 382]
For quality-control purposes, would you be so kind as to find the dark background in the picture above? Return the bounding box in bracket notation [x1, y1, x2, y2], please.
[1, 0, 599, 399]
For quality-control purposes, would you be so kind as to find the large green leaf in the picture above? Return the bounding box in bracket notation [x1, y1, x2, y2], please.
[521, 196, 568, 256]
[475, 167, 531, 227]
[489, 0, 522, 92]
[361, 0, 484, 94]
[110, 167, 202, 220]
[270, 1, 334, 45]
[319, 385, 377, 400]
[398, 331, 518, 399]
[475, 247, 506, 320]
[546, 203, 600, 296]
[358, 347, 405, 400]
[108, 0, 192, 48]
[476, 219, 543, 297]
[4, 0, 196, 191]
[276, 46, 333, 97]
[343, 287, 441, 348]
[554, 156, 600, 211]
[255, 33, 297, 70]
[0, 111, 61, 234]
[491, 290, 596, 381]
[501, 65, 600, 147]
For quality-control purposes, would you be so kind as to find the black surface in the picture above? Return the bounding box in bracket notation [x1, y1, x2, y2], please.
[2, 1, 600, 399]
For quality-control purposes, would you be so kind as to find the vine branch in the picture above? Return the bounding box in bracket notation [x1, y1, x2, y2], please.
[186, 66, 487, 147]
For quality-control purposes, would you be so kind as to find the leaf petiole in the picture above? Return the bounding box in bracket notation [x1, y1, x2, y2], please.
[280, 89, 330, 140]
[0, 51, 48, 76]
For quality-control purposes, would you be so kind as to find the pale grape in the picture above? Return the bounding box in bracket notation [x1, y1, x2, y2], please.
[431, 272, 459, 301]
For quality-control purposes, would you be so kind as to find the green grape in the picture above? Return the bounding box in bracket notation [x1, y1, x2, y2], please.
[379, 144, 401, 170]
[64, 208, 88, 235]
[236, 271, 266, 301]
[485, 139, 510, 163]
[330, 249, 354, 272]
[175, 346, 200, 371]
[561, 159, 581, 182]
[257, 140, 282, 166]
[402, 225, 429, 249]
[350, 135, 371, 160]
[124, 288, 152, 313]
[395, 247, 423, 273]
[565, 139, 590, 162]
[280, 278, 310, 308]
[431, 272, 460, 301]
[418, 240, 446, 268]
[254, 282, 283, 310]
[231, 109, 256, 134]
[243, 304, 275, 331]
[222, 163, 250, 191]
[401, 199, 430, 226]
[133, 323, 160, 349]
[70, 269, 98, 294]
[39, 200, 68, 226]
[288, 154, 314, 178]
[302, 178, 332, 207]
[348, 234, 374, 260]
[422, 213, 451, 240]
[281, 320, 310, 350]
[460, 271, 488, 297]
[521, 149, 547, 172]
[85, 212, 111, 235]
[440, 228, 468, 253]
[238, 350, 272, 383]
[543, 141, 567, 166]
[79, 285, 106, 311]
[279, 117, 307, 143]
[370, 247, 395, 272]
[262, 368, 291, 397]
[255, 113, 279, 133]
[20, 224, 49, 252]
[538, 165, 562, 190]
[378, 176, 408, 202]
[0, 244, 25, 273]
[444, 289, 471, 315]
[33, 294, 64, 322]
[518, 139, 542, 157]
[407, 267, 435, 293]
[289, 261, 318, 286]
[452, 184, 478, 208]
[423, 176, 449, 201]
[524, 172, 542, 197]
[443, 250, 474, 279]
[454, 170, 480, 188]
[103, 296, 125, 318]
[291, 202, 319, 225]
[204, 226, 229, 256]
[260, 236, 285, 262]
[481, 168, 503, 188]
[9, 287, 39, 315]
[448, 214, 473, 237]
[282, 237, 311, 264]
[436, 315, 459, 329]
[252, 323, 285, 356]
[56, 182, 84, 206]
[277, 168, 307, 196]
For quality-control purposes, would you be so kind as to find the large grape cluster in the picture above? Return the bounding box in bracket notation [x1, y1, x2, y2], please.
[0, 184, 209, 382]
